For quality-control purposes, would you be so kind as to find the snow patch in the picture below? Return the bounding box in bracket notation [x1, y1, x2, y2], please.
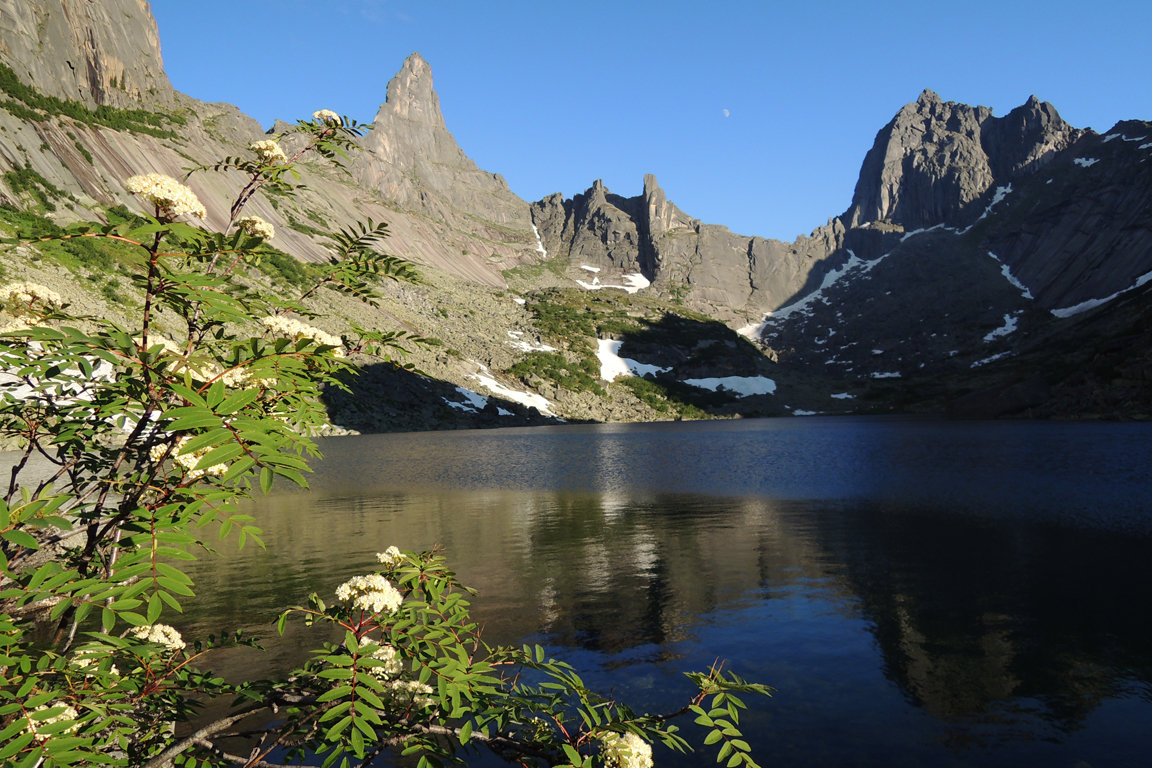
[512, 297, 526, 305]
[580, 265, 601, 273]
[531, 224, 548, 258]
[597, 339, 670, 382]
[1103, 133, 1121, 143]
[1050, 269, 1152, 318]
[1140, 142, 1152, 150]
[871, 371, 902, 379]
[900, 223, 947, 242]
[830, 392, 855, 400]
[972, 352, 1011, 368]
[987, 252, 1034, 300]
[682, 376, 777, 397]
[1074, 157, 1100, 168]
[576, 272, 650, 294]
[444, 386, 488, 412]
[468, 365, 554, 415]
[506, 330, 557, 353]
[762, 249, 888, 325]
[966, 184, 1012, 229]
[984, 312, 1020, 342]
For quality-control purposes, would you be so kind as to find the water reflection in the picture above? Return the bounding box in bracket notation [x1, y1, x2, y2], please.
[178, 418, 1152, 767]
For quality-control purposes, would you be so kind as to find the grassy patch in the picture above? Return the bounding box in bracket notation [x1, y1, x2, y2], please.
[0, 63, 183, 137]
[2, 164, 71, 211]
[0, 205, 147, 277]
[508, 350, 605, 396]
[618, 377, 710, 420]
[249, 247, 319, 288]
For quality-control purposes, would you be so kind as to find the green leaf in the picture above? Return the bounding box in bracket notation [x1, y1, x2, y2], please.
[216, 388, 259, 415]
[147, 592, 162, 623]
[1, 529, 39, 550]
[195, 442, 245, 469]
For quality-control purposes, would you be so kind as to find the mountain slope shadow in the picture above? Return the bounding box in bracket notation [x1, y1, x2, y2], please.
[322, 361, 558, 433]
[610, 313, 785, 418]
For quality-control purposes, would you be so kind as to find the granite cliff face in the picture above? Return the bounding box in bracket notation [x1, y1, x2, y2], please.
[0, 0, 172, 107]
[353, 53, 534, 263]
[845, 90, 1081, 230]
[530, 174, 845, 320]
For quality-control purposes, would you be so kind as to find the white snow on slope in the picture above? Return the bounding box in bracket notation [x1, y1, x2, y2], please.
[531, 224, 548, 258]
[739, 249, 889, 339]
[597, 339, 670, 382]
[682, 376, 777, 397]
[576, 272, 650, 294]
[467, 364, 554, 415]
[1051, 269, 1152, 318]
[984, 312, 1020, 342]
[901, 223, 947, 242]
[506, 330, 556, 353]
[962, 184, 1012, 231]
[444, 386, 489, 412]
[972, 352, 1011, 368]
[987, 252, 1034, 300]
[1074, 157, 1100, 168]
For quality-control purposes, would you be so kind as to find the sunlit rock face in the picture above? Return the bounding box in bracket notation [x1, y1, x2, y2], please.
[0, 0, 174, 108]
[353, 53, 534, 240]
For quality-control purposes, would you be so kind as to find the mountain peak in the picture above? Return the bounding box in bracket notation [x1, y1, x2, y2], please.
[379, 51, 444, 127]
[917, 88, 942, 105]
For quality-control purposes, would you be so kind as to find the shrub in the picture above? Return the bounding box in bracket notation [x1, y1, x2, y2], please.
[0, 111, 768, 768]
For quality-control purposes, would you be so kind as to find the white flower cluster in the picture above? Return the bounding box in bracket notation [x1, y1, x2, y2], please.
[23, 703, 79, 738]
[386, 678, 437, 709]
[72, 651, 119, 677]
[365, 644, 404, 680]
[335, 573, 403, 614]
[312, 109, 341, 125]
[249, 139, 288, 165]
[599, 731, 654, 768]
[125, 173, 207, 221]
[148, 436, 228, 480]
[236, 215, 275, 240]
[127, 623, 186, 651]
[260, 316, 345, 357]
[376, 546, 403, 567]
[1, 281, 63, 309]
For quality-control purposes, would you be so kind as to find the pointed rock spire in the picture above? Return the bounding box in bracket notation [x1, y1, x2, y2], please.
[377, 52, 445, 127]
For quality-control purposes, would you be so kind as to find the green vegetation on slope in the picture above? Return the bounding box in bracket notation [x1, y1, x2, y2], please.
[0, 62, 183, 137]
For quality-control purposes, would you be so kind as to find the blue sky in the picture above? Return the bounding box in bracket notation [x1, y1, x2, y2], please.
[150, 0, 1150, 242]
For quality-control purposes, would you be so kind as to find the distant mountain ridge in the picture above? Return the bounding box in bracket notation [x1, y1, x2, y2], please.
[2, 0, 1151, 421]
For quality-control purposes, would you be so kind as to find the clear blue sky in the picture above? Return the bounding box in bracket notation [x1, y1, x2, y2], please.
[150, 0, 1150, 242]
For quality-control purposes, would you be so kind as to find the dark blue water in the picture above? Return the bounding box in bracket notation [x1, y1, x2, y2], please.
[185, 417, 1152, 767]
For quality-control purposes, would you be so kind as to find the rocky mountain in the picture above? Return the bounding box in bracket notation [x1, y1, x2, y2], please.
[0, 0, 173, 108]
[0, 0, 1149, 425]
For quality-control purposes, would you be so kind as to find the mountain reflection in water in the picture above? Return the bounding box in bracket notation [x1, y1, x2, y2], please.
[180, 418, 1152, 767]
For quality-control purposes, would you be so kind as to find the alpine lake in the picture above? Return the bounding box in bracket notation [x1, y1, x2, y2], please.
[178, 416, 1152, 767]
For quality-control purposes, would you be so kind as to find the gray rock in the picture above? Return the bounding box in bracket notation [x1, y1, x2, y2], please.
[0, 0, 173, 107]
[845, 89, 1079, 229]
[352, 53, 535, 260]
